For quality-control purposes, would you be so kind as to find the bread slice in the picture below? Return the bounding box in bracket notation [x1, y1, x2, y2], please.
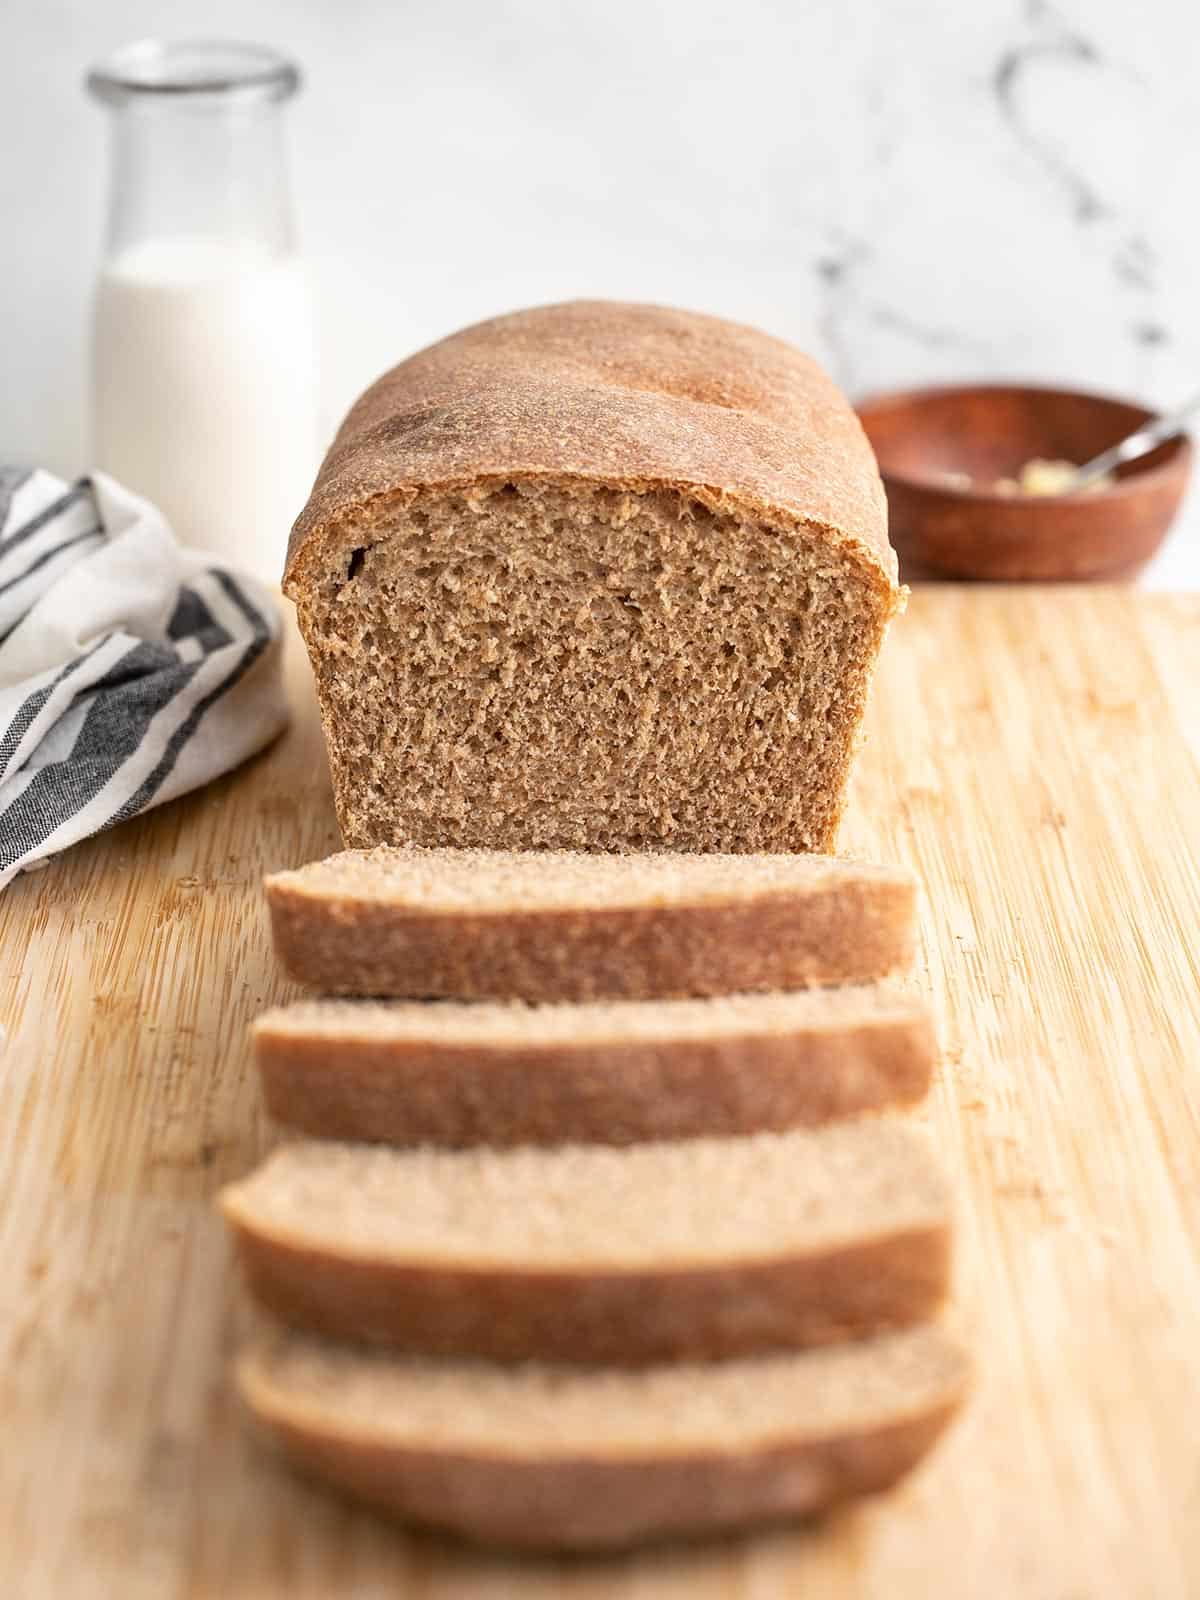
[283, 301, 901, 857]
[237, 1323, 969, 1549]
[220, 1122, 951, 1364]
[254, 986, 937, 1147]
[264, 846, 917, 1000]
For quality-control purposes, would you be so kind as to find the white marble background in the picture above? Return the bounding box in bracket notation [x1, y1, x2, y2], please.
[5, 0, 1199, 583]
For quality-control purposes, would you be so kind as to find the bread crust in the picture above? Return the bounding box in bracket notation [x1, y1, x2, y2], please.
[222, 1218, 951, 1365]
[237, 1362, 966, 1550]
[263, 872, 917, 1002]
[283, 301, 896, 598]
[254, 1003, 936, 1146]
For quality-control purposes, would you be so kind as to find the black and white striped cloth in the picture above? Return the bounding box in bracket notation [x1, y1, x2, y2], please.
[0, 467, 288, 890]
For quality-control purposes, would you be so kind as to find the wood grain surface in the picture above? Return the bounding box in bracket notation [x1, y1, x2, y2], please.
[2, 587, 1199, 1599]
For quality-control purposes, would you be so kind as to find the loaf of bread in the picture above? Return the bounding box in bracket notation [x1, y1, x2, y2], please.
[220, 1122, 951, 1364]
[238, 1323, 969, 1550]
[254, 986, 936, 1146]
[264, 845, 917, 1001]
[285, 301, 900, 855]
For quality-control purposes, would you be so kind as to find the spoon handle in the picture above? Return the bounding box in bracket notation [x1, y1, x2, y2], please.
[1072, 389, 1200, 487]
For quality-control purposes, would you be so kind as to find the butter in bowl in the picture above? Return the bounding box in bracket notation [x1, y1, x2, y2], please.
[856, 383, 1192, 581]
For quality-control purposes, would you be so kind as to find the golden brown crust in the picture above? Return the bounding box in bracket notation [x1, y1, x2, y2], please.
[263, 874, 917, 1002]
[239, 1386, 964, 1550]
[254, 1007, 936, 1146]
[224, 1222, 951, 1366]
[283, 300, 894, 595]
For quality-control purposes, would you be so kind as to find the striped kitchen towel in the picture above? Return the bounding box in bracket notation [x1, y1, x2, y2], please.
[0, 467, 288, 891]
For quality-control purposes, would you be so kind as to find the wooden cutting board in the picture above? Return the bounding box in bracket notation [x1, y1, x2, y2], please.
[3, 586, 1199, 1600]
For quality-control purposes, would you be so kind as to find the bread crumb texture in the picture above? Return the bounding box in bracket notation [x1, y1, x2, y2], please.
[255, 983, 925, 1048]
[241, 1323, 967, 1455]
[267, 844, 912, 912]
[222, 1121, 947, 1268]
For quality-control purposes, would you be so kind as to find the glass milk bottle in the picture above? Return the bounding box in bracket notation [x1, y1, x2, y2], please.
[87, 41, 317, 582]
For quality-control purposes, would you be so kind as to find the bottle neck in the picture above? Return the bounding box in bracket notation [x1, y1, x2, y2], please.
[103, 96, 296, 260]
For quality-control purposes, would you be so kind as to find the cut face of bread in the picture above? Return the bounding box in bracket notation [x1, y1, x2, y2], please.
[298, 481, 895, 853]
[238, 1324, 970, 1549]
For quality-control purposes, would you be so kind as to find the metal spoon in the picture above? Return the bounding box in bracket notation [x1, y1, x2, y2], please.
[1069, 389, 1200, 490]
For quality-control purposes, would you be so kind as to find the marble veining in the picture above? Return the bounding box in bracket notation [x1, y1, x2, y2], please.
[991, 0, 1169, 376]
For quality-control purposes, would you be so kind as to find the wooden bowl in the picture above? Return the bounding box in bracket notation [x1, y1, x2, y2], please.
[856, 383, 1192, 581]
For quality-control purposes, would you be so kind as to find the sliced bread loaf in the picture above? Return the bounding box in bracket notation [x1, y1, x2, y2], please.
[284, 301, 901, 857]
[221, 1122, 951, 1364]
[264, 846, 917, 1000]
[254, 986, 936, 1146]
[238, 1323, 969, 1549]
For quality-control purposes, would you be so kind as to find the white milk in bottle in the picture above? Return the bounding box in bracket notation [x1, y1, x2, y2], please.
[88, 41, 316, 582]
[93, 238, 316, 575]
